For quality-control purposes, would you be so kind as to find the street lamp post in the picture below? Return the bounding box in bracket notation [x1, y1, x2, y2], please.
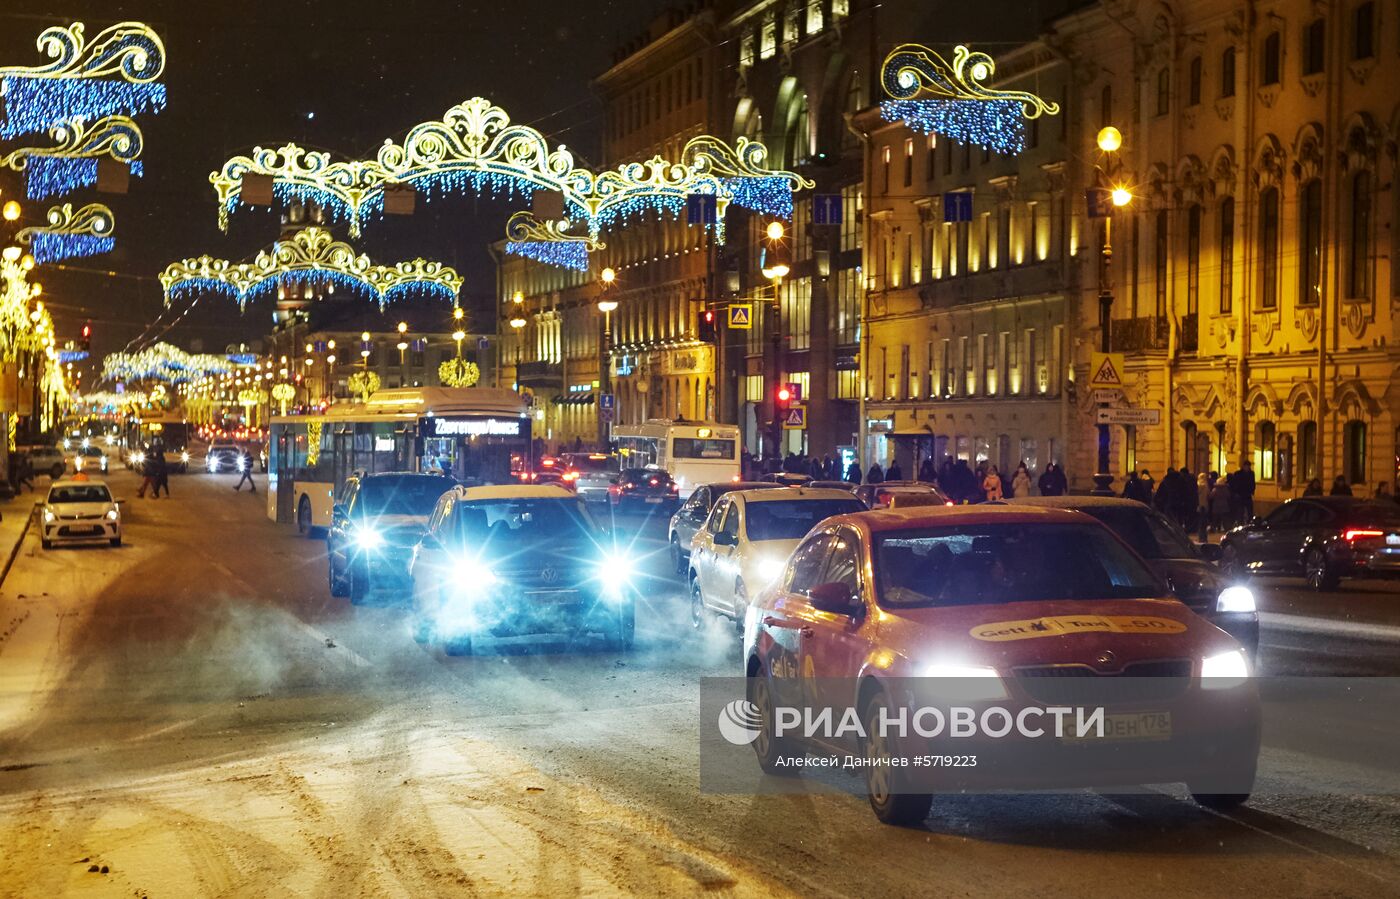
[1091, 126, 1131, 496]
[596, 267, 617, 446]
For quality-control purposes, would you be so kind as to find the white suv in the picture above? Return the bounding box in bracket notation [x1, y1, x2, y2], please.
[687, 487, 865, 628]
[40, 479, 122, 549]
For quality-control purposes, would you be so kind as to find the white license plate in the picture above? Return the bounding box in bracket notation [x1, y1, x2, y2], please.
[646, 497, 663, 503]
[1386, 534, 1400, 546]
[1066, 711, 1172, 742]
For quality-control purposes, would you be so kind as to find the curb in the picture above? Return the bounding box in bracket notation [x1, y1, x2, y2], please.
[0, 507, 34, 589]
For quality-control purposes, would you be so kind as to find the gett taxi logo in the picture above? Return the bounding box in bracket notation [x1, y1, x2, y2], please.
[971, 615, 1187, 642]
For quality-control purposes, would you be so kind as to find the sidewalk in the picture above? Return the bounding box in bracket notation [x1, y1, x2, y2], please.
[0, 489, 37, 588]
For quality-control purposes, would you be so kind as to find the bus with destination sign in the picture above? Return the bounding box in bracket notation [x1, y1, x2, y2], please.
[611, 419, 740, 499]
[268, 387, 530, 534]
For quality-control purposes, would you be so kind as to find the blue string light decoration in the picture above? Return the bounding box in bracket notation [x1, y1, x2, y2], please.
[24, 156, 143, 200]
[16, 202, 116, 263]
[226, 352, 257, 365]
[724, 176, 795, 219]
[0, 76, 166, 139]
[879, 99, 1026, 154]
[58, 348, 89, 363]
[29, 231, 114, 263]
[878, 43, 1058, 156]
[505, 241, 590, 271]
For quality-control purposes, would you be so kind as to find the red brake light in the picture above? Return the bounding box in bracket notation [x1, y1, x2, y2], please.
[1344, 529, 1384, 542]
[731, 475, 741, 482]
[945, 501, 955, 507]
[649, 478, 658, 486]
[562, 471, 580, 481]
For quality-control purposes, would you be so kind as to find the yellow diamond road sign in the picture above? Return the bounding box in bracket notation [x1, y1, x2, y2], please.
[1089, 352, 1125, 388]
[783, 405, 807, 429]
[727, 303, 753, 330]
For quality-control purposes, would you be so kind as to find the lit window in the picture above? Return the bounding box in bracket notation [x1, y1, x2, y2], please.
[760, 14, 776, 59]
[806, 0, 823, 34]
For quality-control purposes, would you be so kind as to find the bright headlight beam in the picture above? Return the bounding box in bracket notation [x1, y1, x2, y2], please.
[1201, 649, 1249, 688]
[356, 529, 384, 550]
[1216, 585, 1255, 613]
[922, 664, 1009, 701]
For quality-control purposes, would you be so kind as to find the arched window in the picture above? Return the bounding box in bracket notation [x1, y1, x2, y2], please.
[1156, 68, 1170, 115]
[787, 92, 811, 167]
[1254, 421, 1276, 481]
[1348, 170, 1372, 299]
[1220, 46, 1237, 97]
[1299, 180, 1323, 305]
[1262, 31, 1281, 85]
[1277, 434, 1294, 490]
[1219, 197, 1235, 313]
[1259, 187, 1280, 309]
[1298, 420, 1318, 482]
[1344, 420, 1368, 484]
[1186, 204, 1201, 315]
[1182, 421, 1198, 469]
[1188, 56, 1202, 105]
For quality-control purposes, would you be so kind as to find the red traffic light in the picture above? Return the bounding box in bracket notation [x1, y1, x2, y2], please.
[703, 310, 715, 323]
[776, 386, 793, 403]
[82, 324, 91, 338]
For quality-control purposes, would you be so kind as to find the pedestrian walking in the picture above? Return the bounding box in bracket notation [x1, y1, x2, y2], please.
[1196, 472, 1210, 542]
[1122, 471, 1150, 504]
[1011, 462, 1032, 498]
[233, 447, 257, 493]
[136, 445, 156, 498]
[982, 465, 1004, 502]
[149, 449, 170, 498]
[1232, 461, 1256, 522]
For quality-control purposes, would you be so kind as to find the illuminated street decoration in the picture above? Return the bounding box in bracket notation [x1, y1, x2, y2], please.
[0, 255, 45, 363]
[438, 358, 480, 388]
[0, 115, 146, 199]
[17, 202, 115, 263]
[212, 98, 810, 239]
[348, 370, 380, 402]
[503, 211, 600, 271]
[0, 21, 167, 139]
[159, 227, 462, 310]
[271, 382, 295, 415]
[879, 44, 1059, 154]
[103, 341, 242, 384]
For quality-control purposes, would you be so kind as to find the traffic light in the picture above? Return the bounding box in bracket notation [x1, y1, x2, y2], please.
[775, 383, 794, 411]
[698, 308, 716, 343]
[81, 322, 91, 353]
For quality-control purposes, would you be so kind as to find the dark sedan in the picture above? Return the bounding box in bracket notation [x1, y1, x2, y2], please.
[854, 480, 949, 509]
[667, 480, 782, 574]
[608, 467, 680, 514]
[327, 473, 454, 604]
[1221, 496, 1400, 590]
[1009, 496, 1258, 657]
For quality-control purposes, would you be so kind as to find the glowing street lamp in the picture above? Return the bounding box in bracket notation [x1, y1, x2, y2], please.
[1096, 126, 1123, 153]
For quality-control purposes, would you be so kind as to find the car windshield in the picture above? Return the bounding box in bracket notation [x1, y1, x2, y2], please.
[80, 447, 104, 456]
[50, 485, 112, 504]
[745, 498, 865, 541]
[1076, 506, 1196, 559]
[457, 498, 598, 546]
[623, 469, 671, 485]
[875, 524, 1163, 608]
[356, 478, 451, 517]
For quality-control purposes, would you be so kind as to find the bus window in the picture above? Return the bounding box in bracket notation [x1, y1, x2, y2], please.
[672, 437, 736, 460]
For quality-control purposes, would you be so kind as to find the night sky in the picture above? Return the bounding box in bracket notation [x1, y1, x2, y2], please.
[0, 0, 673, 377]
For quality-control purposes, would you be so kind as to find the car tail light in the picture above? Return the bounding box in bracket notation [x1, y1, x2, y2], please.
[1344, 528, 1384, 542]
[669, 482, 679, 492]
[649, 478, 658, 486]
[562, 471, 580, 482]
[731, 475, 741, 482]
[945, 501, 955, 507]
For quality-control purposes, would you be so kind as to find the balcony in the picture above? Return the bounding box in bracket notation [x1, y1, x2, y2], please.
[1112, 315, 1168, 353]
[516, 360, 563, 387]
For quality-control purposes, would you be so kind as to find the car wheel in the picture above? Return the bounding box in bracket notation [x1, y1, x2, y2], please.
[328, 557, 349, 598]
[297, 496, 313, 537]
[109, 536, 121, 547]
[1305, 547, 1339, 591]
[41, 537, 52, 550]
[689, 577, 707, 630]
[749, 668, 799, 775]
[861, 691, 932, 827]
[670, 536, 685, 575]
[348, 565, 370, 605]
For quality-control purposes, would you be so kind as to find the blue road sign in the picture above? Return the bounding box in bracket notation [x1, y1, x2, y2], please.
[599, 393, 615, 411]
[812, 193, 843, 225]
[1086, 187, 1112, 219]
[686, 193, 718, 225]
[943, 192, 973, 223]
[478, 336, 490, 351]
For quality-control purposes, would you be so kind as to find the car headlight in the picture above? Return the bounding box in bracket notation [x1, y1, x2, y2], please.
[133, 452, 145, 464]
[42, 508, 55, 523]
[181, 452, 190, 463]
[757, 556, 787, 584]
[355, 528, 384, 550]
[922, 664, 1009, 701]
[457, 556, 498, 587]
[595, 553, 634, 596]
[106, 508, 119, 520]
[1216, 585, 1255, 613]
[1201, 649, 1250, 688]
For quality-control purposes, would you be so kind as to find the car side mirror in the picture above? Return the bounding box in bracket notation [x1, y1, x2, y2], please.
[1198, 543, 1223, 563]
[713, 531, 737, 547]
[809, 582, 860, 615]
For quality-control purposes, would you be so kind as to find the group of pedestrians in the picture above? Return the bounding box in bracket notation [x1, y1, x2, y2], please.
[136, 442, 171, 498]
[1122, 463, 1254, 537]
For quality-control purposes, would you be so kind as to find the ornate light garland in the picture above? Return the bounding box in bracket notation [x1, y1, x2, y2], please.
[503, 210, 601, 271]
[879, 44, 1059, 154]
[347, 370, 380, 402]
[211, 98, 810, 240]
[17, 202, 115, 263]
[0, 21, 167, 139]
[160, 227, 462, 310]
[271, 382, 295, 415]
[1, 115, 145, 199]
[438, 358, 480, 388]
[103, 341, 242, 384]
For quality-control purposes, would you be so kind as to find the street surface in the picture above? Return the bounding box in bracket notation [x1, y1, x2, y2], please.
[1, 469, 1398, 896]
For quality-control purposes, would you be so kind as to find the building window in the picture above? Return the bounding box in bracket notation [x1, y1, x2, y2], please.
[1348, 170, 1371, 299]
[1156, 67, 1170, 115]
[739, 33, 755, 70]
[996, 206, 1010, 270]
[832, 0, 849, 20]
[806, 0, 823, 34]
[1255, 421, 1276, 481]
[1353, 1, 1375, 59]
[881, 145, 891, 193]
[1262, 31, 1281, 85]
[1259, 187, 1279, 309]
[1299, 179, 1323, 305]
[943, 139, 954, 175]
[926, 134, 936, 180]
[1186, 204, 1201, 315]
[903, 138, 913, 187]
[1129, 213, 1140, 316]
[1299, 420, 1318, 482]
[783, 3, 800, 45]
[1100, 83, 1112, 128]
[1221, 46, 1237, 97]
[760, 13, 776, 59]
[1219, 197, 1235, 313]
[1304, 18, 1326, 74]
[1154, 209, 1168, 319]
[1188, 56, 1202, 105]
[1344, 419, 1368, 484]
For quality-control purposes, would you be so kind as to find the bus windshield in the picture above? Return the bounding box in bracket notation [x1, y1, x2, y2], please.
[672, 437, 735, 460]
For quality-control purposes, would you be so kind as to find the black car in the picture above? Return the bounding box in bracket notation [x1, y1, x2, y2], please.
[608, 467, 680, 514]
[1221, 496, 1400, 590]
[408, 485, 634, 654]
[327, 473, 454, 604]
[667, 480, 782, 574]
[204, 443, 242, 473]
[1008, 496, 1259, 658]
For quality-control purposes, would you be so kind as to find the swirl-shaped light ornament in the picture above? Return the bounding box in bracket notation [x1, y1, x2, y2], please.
[17, 202, 115, 263]
[879, 44, 1059, 155]
[503, 211, 602, 271]
[159, 227, 462, 310]
[1, 115, 146, 199]
[438, 358, 480, 388]
[0, 21, 167, 139]
[212, 98, 810, 240]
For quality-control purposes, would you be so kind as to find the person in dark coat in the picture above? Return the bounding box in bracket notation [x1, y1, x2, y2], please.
[866, 462, 884, 484]
[918, 457, 936, 482]
[1153, 468, 1176, 514]
[1302, 478, 1323, 496]
[233, 446, 256, 493]
[1122, 471, 1149, 504]
[885, 459, 903, 481]
[1329, 475, 1353, 496]
[1232, 460, 1256, 521]
[148, 448, 169, 498]
[844, 460, 860, 483]
[1139, 469, 1156, 500]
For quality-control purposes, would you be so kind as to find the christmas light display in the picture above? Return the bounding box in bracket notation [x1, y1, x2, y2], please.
[160, 227, 463, 309]
[347, 370, 380, 402]
[1, 115, 146, 198]
[879, 44, 1058, 154]
[211, 98, 810, 240]
[103, 341, 243, 384]
[0, 21, 167, 139]
[58, 348, 89, 364]
[502, 210, 600, 271]
[17, 202, 116, 263]
[271, 382, 295, 415]
[438, 358, 480, 388]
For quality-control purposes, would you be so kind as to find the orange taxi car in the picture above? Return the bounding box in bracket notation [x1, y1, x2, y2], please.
[742, 505, 1260, 826]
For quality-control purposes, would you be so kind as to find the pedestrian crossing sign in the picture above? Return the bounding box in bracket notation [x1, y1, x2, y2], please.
[783, 405, 807, 429]
[728, 303, 753, 330]
[1089, 352, 1125, 388]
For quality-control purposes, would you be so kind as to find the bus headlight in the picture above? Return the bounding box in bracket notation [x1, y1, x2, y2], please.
[180, 451, 190, 463]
